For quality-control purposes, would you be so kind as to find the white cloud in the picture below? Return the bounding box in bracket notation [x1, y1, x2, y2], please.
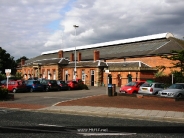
[0, 0, 184, 59]
[44, 31, 63, 47]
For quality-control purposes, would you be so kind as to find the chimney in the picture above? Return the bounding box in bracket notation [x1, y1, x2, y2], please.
[58, 50, 63, 58]
[78, 52, 81, 62]
[94, 50, 100, 61]
[70, 53, 74, 62]
[21, 59, 25, 66]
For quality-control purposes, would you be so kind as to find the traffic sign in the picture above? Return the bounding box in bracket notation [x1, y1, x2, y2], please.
[5, 69, 11, 73]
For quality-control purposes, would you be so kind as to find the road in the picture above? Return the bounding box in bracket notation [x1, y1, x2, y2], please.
[6, 86, 107, 106]
[0, 109, 184, 138]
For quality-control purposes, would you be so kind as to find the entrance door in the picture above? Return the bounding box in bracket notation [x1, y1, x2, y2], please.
[117, 74, 121, 87]
[91, 70, 94, 86]
[65, 70, 68, 82]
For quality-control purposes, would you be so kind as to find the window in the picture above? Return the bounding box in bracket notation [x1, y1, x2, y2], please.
[65, 70, 68, 81]
[53, 70, 56, 80]
[82, 70, 85, 81]
[48, 70, 50, 80]
[155, 84, 164, 88]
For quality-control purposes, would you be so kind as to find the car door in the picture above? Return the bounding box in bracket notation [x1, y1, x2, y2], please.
[16, 81, 23, 91]
[154, 83, 164, 92]
[8, 81, 13, 91]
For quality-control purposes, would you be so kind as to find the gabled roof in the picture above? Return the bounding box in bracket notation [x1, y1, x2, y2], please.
[23, 58, 69, 66]
[24, 32, 184, 64]
[65, 60, 107, 68]
[107, 61, 157, 71]
[41, 32, 173, 55]
[107, 61, 151, 68]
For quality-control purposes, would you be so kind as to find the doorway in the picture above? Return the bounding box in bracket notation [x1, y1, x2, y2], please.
[91, 70, 94, 86]
[65, 70, 68, 82]
[117, 74, 121, 87]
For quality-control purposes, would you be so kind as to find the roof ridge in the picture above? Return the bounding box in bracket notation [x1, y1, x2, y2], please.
[41, 32, 174, 55]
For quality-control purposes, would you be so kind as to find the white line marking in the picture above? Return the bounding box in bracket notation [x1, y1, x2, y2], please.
[39, 124, 64, 127]
[78, 133, 136, 136]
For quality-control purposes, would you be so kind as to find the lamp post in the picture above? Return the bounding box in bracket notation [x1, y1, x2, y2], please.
[73, 25, 79, 81]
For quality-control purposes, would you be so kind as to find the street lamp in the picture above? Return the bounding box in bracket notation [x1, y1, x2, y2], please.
[73, 25, 79, 81]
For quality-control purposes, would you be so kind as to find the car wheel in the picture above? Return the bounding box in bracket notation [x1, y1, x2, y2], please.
[68, 87, 71, 90]
[154, 91, 158, 95]
[45, 87, 49, 92]
[58, 87, 61, 91]
[132, 91, 137, 94]
[13, 89, 16, 93]
[30, 88, 33, 92]
[177, 93, 182, 98]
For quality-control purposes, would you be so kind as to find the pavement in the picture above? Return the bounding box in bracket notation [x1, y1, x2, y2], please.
[1, 87, 184, 123]
[39, 105, 184, 123]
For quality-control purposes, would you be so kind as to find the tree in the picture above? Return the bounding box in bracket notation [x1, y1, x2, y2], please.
[161, 50, 184, 83]
[16, 56, 29, 65]
[0, 47, 17, 75]
[161, 50, 184, 74]
[155, 65, 166, 77]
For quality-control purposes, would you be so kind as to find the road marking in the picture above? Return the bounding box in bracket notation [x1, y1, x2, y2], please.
[52, 94, 104, 106]
[78, 133, 136, 136]
[39, 124, 64, 127]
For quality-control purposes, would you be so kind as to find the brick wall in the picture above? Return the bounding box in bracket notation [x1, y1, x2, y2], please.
[107, 56, 178, 75]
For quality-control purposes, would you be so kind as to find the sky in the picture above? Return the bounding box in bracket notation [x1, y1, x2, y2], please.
[0, 0, 184, 60]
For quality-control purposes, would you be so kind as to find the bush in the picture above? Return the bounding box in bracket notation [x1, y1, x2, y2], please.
[78, 83, 89, 90]
[0, 87, 9, 100]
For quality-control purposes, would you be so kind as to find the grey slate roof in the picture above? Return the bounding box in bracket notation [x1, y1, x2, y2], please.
[24, 37, 184, 65]
[65, 60, 107, 68]
[107, 62, 150, 68]
[24, 58, 69, 66]
[107, 62, 157, 71]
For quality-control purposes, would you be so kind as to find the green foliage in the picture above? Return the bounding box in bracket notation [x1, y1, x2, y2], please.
[154, 71, 165, 78]
[171, 71, 184, 83]
[154, 75, 172, 88]
[0, 47, 29, 76]
[78, 82, 89, 90]
[154, 65, 166, 77]
[16, 56, 29, 65]
[162, 50, 184, 74]
[0, 87, 9, 100]
[0, 73, 6, 81]
[155, 71, 184, 88]
[0, 47, 17, 75]
[13, 72, 23, 80]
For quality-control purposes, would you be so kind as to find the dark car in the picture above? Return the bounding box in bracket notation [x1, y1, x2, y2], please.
[57, 80, 69, 90]
[67, 80, 79, 90]
[25, 80, 44, 92]
[40, 79, 60, 92]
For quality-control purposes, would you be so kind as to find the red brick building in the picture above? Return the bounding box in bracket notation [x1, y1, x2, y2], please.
[18, 32, 184, 87]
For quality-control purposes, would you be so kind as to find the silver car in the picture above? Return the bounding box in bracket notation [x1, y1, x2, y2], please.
[158, 83, 184, 98]
[138, 82, 164, 95]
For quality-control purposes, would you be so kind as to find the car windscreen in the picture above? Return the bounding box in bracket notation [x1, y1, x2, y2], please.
[168, 84, 184, 89]
[49, 80, 57, 84]
[126, 82, 137, 86]
[33, 81, 40, 84]
[141, 83, 152, 87]
[60, 81, 65, 84]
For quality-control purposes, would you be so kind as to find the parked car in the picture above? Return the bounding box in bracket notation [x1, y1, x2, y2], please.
[40, 79, 60, 92]
[1, 80, 27, 93]
[57, 80, 69, 90]
[67, 80, 79, 90]
[25, 80, 44, 92]
[119, 81, 145, 94]
[138, 82, 165, 95]
[158, 83, 184, 98]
